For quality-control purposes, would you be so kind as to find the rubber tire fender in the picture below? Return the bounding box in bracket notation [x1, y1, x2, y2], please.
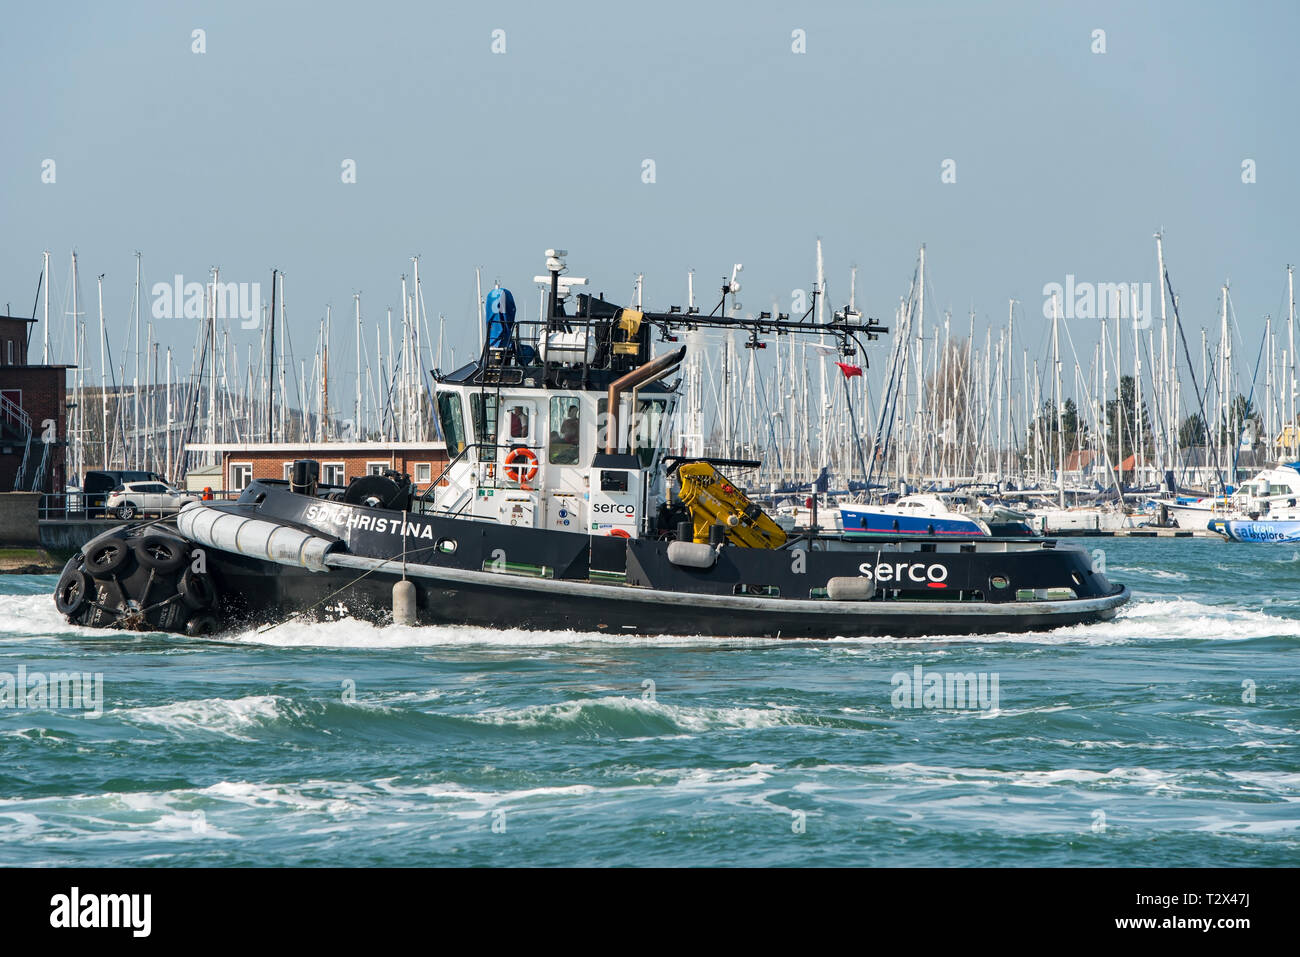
[54, 565, 93, 616]
[184, 612, 220, 636]
[133, 533, 189, 573]
[85, 538, 133, 577]
[178, 569, 217, 610]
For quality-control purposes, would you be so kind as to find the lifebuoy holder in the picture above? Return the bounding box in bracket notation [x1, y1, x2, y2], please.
[503, 446, 539, 484]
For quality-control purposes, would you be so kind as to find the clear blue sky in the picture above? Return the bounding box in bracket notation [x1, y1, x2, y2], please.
[3, 0, 1297, 396]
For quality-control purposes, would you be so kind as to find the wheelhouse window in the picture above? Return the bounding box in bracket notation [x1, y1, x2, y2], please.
[437, 391, 468, 456]
[597, 397, 668, 467]
[470, 393, 499, 462]
[549, 397, 581, 465]
[322, 462, 346, 486]
[504, 400, 536, 445]
[230, 463, 253, 491]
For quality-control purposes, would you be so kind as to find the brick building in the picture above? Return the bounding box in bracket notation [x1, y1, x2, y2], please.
[0, 314, 70, 493]
[185, 441, 449, 497]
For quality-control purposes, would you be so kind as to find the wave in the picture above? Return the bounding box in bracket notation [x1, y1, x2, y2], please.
[1122, 566, 1191, 581]
[112, 695, 299, 741]
[0, 593, 107, 639]
[463, 695, 815, 734]
[102, 690, 829, 742]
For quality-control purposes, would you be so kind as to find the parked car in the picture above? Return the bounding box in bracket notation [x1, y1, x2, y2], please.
[105, 481, 199, 519]
[83, 470, 168, 518]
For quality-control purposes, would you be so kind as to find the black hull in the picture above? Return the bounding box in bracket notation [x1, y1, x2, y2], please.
[58, 480, 1132, 640]
[211, 551, 1129, 639]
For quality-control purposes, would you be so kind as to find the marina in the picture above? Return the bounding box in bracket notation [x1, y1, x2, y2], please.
[8, 234, 1297, 554]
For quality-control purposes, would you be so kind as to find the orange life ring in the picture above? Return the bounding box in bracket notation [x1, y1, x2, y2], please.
[503, 446, 539, 483]
[606, 528, 631, 538]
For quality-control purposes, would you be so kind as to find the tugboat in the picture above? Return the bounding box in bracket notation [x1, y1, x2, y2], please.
[53, 250, 1130, 639]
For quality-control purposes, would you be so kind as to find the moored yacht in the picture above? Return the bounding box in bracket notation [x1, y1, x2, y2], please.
[839, 493, 992, 538]
[1211, 462, 1300, 542]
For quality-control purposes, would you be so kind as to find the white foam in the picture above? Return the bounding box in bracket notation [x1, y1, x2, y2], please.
[201, 595, 1300, 650]
[222, 614, 782, 649]
[801, 761, 1206, 792]
[466, 695, 804, 732]
[0, 593, 106, 638]
[855, 598, 1300, 646]
[114, 695, 289, 741]
[1124, 566, 1191, 581]
[7, 584, 1298, 649]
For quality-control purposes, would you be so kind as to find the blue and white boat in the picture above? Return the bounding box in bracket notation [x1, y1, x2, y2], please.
[1210, 462, 1300, 543]
[1212, 517, 1300, 543]
[839, 493, 991, 537]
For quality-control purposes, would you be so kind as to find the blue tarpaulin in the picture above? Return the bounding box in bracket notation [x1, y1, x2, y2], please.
[485, 287, 516, 350]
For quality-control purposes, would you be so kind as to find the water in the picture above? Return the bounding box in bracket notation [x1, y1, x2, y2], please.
[1, 538, 1296, 866]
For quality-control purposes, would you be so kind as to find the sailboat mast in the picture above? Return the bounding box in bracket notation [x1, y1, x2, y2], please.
[1052, 292, 1064, 508]
[70, 251, 80, 480]
[323, 304, 332, 440]
[1006, 299, 1015, 481]
[1289, 265, 1296, 452]
[164, 347, 172, 479]
[355, 292, 362, 441]
[208, 267, 218, 463]
[1221, 283, 1230, 485]
[267, 269, 277, 441]
[97, 275, 107, 470]
[41, 250, 50, 364]
[1133, 289, 1142, 491]
[815, 240, 827, 474]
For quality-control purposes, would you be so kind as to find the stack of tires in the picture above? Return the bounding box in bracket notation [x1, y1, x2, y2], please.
[54, 528, 222, 636]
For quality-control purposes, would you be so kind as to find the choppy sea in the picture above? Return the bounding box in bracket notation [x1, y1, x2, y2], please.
[1, 537, 1296, 866]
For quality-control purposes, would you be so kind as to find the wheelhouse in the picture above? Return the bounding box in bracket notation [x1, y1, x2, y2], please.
[425, 251, 683, 539]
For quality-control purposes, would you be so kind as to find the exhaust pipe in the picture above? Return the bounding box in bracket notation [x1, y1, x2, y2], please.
[605, 346, 686, 455]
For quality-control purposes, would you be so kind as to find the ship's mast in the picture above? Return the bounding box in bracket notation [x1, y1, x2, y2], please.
[69, 251, 81, 479]
[267, 269, 277, 442]
[97, 274, 108, 470]
[208, 267, 218, 464]
[815, 240, 827, 474]
[1289, 264, 1296, 453]
[323, 304, 332, 441]
[1221, 282, 1230, 486]
[133, 253, 142, 470]
[914, 244, 926, 486]
[355, 291, 363, 440]
[1133, 288, 1143, 491]
[41, 250, 51, 363]
[1052, 292, 1064, 508]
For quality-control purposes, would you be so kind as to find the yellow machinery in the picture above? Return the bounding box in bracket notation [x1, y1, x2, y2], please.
[675, 462, 787, 548]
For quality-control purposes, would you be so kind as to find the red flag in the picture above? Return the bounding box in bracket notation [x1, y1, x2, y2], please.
[835, 361, 862, 379]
